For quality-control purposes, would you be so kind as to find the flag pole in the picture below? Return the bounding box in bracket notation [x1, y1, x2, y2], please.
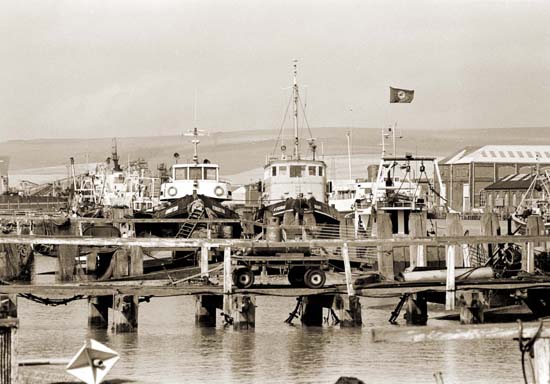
[392, 121, 397, 156]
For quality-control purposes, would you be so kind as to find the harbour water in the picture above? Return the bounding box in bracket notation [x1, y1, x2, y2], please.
[18, 293, 523, 383]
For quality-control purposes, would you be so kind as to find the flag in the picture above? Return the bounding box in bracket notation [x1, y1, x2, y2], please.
[390, 87, 414, 103]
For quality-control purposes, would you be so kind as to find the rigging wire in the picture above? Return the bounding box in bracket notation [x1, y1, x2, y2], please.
[271, 91, 294, 157]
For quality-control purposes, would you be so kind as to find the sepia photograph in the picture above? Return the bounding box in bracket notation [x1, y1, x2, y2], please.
[1, 0, 550, 383]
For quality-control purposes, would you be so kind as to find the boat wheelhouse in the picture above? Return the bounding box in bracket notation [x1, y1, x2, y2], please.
[160, 161, 230, 201]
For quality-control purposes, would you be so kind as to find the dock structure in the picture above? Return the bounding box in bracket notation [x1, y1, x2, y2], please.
[0, 212, 548, 381]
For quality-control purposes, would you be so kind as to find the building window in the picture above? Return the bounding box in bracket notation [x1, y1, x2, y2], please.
[308, 166, 316, 176]
[490, 151, 497, 157]
[526, 151, 534, 158]
[174, 167, 188, 180]
[480, 193, 486, 207]
[517, 151, 524, 158]
[272, 166, 277, 176]
[508, 151, 515, 158]
[536, 152, 543, 159]
[290, 166, 305, 178]
[499, 151, 506, 157]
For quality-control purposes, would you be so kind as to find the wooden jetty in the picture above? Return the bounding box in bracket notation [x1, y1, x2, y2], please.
[0, 211, 547, 381]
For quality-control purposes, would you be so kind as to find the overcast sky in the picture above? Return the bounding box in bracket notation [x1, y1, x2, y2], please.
[1, 0, 549, 140]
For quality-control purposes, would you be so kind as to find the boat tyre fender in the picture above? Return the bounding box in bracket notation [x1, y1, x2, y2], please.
[167, 186, 178, 197]
[214, 186, 225, 197]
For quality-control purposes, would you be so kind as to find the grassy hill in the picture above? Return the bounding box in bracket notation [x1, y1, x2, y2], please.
[3, 126, 550, 185]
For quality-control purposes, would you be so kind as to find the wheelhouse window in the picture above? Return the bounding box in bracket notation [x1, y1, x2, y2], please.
[189, 167, 202, 180]
[272, 166, 277, 176]
[174, 167, 188, 180]
[279, 166, 288, 176]
[318, 167, 323, 176]
[204, 167, 217, 180]
[308, 166, 316, 176]
[290, 165, 305, 178]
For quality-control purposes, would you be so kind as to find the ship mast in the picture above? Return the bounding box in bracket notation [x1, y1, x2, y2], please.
[293, 60, 300, 159]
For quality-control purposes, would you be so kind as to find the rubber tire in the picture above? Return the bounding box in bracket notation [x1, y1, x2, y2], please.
[304, 268, 326, 289]
[233, 268, 254, 289]
[288, 266, 306, 287]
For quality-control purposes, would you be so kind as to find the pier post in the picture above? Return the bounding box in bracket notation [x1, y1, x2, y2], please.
[408, 212, 427, 267]
[195, 295, 223, 327]
[0, 246, 20, 280]
[0, 318, 18, 384]
[228, 295, 256, 330]
[56, 244, 78, 282]
[333, 294, 362, 327]
[445, 213, 463, 310]
[480, 211, 499, 266]
[376, 213, 395, 280]
[111, 247, 140, 333]
[458, 290, 486, 324]
[88, 296, 111, 329]
[524, 215, 544, 273]
[200, 246, 209, 278]
[301, 295, 325, 327]
[405, 293, 428, 326]
[112, 294, 138, 333]
[86, 250, 98, 280]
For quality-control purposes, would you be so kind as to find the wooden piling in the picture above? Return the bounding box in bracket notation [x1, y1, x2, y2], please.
[0, 318, 17, 384]
[408, 212, 427, 267]
[88, 296, 111, 329]
[112, 294, 138, 333]
[524, 215, 544, 273]
[376, 213, 395, 280]
[195, 295, 223, 327]
[228, 295, 256, 330]
[405, 293, 428, 326]
[112, 248, 129, 278]
[129, 246, 144, 276]
[301, 295, 325, 327]
[333, 294, 362, 327]
[200, 246, 209, 278]
[56, 244, 78, 282]
[458, 290, 486, 325]
[86, 250, 98, 280]
[445, 213, 464, 310]
[480, 211, 499, 266]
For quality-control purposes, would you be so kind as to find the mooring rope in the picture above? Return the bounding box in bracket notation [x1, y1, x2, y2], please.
[517, 319, 543, 384]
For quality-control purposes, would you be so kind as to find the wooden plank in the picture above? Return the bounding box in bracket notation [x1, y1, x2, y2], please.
[3, 233, 550, 248]
[445, 213, 463, 310]
[56, 244, 77, 282]
[342, 243, 354, 296]
[534, 337, 550, 384]
[376, 213, 394, 280]
[409, 212, 427, 267]
[129, 246, 144, 276]
[370, 320, 550, 343]
[200, 246, 209, 278]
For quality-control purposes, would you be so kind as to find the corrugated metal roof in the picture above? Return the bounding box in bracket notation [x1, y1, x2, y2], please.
[441, 145, 550, 164]
[484, 173, 535, 191]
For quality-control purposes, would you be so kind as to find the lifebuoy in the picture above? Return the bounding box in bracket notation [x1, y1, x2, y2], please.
[214, 186, 224, 197]
[167, 186, 178, 197]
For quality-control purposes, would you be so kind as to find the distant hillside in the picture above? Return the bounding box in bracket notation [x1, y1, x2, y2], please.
[2, 126, 550, 184]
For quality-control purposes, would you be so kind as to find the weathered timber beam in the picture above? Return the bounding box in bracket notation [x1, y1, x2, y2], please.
[1, 234, 550, 248]
[370, 321, 550, 343]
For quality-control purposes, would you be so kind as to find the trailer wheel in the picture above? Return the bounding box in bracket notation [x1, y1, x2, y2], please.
[304, 268, 326, 289]
[233, 268, 254, 289]
[288, 266, 306, 287]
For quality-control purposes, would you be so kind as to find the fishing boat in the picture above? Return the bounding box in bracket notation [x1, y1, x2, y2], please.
[255, 61, 339, 238]
[511, 169, 550, 229]
[354, 154, 446, 236]
[71, 139, 160, 216]
[135, 127, 241, 239]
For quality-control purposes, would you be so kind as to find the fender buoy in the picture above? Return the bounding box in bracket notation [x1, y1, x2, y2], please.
[167, 186, 178, 197]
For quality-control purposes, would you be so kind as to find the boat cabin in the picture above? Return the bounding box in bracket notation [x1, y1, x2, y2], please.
[262, 159, 328, 204]
[160, 162, 230, 201]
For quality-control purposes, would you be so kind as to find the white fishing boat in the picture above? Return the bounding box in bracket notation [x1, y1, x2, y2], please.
[511, 169, 550, 228]
[255, 61, 339, 235]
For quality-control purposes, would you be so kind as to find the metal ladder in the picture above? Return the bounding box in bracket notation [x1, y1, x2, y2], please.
[175, 204, 205, 238]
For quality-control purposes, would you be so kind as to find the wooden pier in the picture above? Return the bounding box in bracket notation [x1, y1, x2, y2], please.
[0, 211, 548, 381]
